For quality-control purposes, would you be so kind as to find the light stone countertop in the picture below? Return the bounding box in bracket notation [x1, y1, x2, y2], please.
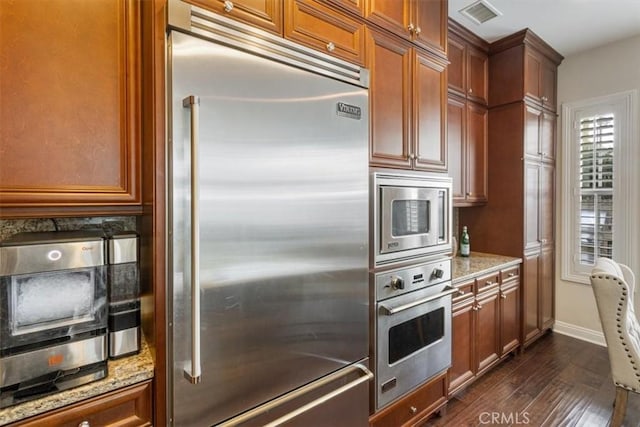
[452, 251, 522, 284]
[0, 337, 154, 426]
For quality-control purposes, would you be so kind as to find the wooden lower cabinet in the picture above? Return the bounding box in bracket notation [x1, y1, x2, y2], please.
[10, 381, 152, 427]
[449, 264, 521, 396]
[370, 371, 447, 427]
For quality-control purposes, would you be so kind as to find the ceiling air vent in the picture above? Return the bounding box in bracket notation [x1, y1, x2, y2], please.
[459, 0, 502, 25]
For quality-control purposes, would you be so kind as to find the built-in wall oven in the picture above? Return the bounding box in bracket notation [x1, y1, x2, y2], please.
[372, 172, 452, 267]
[373, 259, 456, 410]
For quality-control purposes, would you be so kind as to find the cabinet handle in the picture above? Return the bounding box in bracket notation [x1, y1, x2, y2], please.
[541, 96, 548, 102]
[326, 42, 335, 52]
[485, 281, 496, 286]
[472, 305, 479, 311]
[466, 192, 473, 196]
[408, 23, 415, 34]
[410, 406, 418, 414]
[78, 422, 90, 427]
[500, 293, 507, 299]
[415, 26, 422, 36]
[223, 0, 234, 12]
[468, 88, 473, 94]
[183, 95, 202, 385]
[541, 239, 548, 244]
[457, 290, 466, 296]
[477, 303, 483, 310]
[409, 153, 416, 160]
[508, 272, 516, 277]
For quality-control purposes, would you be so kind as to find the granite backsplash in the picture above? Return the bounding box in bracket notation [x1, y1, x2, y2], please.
[0, 216, 138, 242]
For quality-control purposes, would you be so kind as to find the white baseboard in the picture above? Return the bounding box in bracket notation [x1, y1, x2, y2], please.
[552, 321, 607, 347]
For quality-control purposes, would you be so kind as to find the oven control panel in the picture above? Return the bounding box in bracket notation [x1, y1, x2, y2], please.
[375, 259, 452, 301]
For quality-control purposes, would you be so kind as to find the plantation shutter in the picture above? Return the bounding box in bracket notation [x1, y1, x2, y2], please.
[578, 114, 614, 265]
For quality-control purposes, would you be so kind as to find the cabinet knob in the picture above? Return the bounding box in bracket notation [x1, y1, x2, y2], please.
[407, 23, 415, 34]
[409, 153, 416, 160]
[223, 0, 234, 12]
[466, 192, 473, 196]
[78, 422, 91, 427]
[468, 88, 473, 94]
[508, 272, 516, 277]
[500, 293, 507, 299]
[457, 289, 465, 296]
[410, 406, 418, 414]
[476, 303, 483, 310]
[485, 281, 496, 286]
[541, 96, 548, 102]
[326, 42, 335, 52]
[415, 26, 422, 36]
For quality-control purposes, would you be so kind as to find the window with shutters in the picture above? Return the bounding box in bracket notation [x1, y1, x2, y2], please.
[561, 90, 638, 284]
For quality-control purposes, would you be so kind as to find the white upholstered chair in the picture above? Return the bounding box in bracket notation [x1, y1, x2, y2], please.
[590, 257, 640, 427]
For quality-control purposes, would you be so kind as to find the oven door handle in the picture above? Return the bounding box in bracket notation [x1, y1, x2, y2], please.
[380, 286, 457, 316]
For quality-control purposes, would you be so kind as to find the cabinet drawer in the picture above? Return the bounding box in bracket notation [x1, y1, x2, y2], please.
[11, 381, 152, 427]
[453, 279, 474, 304]
[370, 372, 447, 427]
[501, 265, 520, 283]
[285, 0, 365, 65]
[475, 270, 500, 293]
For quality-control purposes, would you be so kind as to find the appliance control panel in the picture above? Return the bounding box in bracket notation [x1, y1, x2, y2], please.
[375, 258, 451, 301]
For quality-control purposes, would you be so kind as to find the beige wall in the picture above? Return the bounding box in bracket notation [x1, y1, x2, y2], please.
[555, 34, 640, 341]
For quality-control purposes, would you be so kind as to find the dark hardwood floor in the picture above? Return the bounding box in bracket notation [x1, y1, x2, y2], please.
[424, 332, 640, 426]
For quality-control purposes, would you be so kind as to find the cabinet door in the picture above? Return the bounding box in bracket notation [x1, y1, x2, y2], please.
[365, 0, 412, 40]
[524, 161, 540, 251]
[0, 0, 141, 213]
[412, 0, 447, 55]
[475, 290, 500, 373]
[466, 102, 488, 203]
[524, 49, 542, 101]
[413, 51, 447, 172]
[447, 36, 465, 94]
[523, 251, 541, 344]
[285, 0, 365, 65]
[541, 58, 557, 111]
[524, 104, 542, 159]
[449, 296, 475, 394]
[540, 245, 554, 331]
[539, 164, 555, 246]
[540, 110, 556, 162]
[467, 47, 488, 104]
[367, 28, 413, 169]
[321, 0, 364, 16]
[500, 281, 520, 355]
[185, 0, 283, 34]
[448, 96, 466, 203]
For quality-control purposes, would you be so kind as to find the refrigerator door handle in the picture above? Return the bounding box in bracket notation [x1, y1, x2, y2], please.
[218, 363, 373, 427]
[183, 95, 202, 385]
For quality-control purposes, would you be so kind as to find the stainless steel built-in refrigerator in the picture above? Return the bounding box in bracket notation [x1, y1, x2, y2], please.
[167, 4, 371, 426]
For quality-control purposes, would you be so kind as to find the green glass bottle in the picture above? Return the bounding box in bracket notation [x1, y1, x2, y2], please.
[460, 226, 470, 257]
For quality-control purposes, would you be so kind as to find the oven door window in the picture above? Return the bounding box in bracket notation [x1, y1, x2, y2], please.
[391, 200, 429, 237]
[388, 306, 444, 364]
[10, 269, 96, 336]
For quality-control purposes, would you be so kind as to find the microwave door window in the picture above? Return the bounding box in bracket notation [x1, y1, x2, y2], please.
[392, 200, 430, 237]
[10, 269, 96, 336]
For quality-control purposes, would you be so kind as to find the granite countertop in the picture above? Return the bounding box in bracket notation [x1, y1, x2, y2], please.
[452, 251, 522, 284]
[0, 338, 154, 426]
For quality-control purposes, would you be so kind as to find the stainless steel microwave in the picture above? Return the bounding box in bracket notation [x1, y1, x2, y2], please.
[372, 172, 452, 267]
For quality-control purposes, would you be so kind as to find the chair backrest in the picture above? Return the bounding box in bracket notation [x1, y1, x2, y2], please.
[590, 257, 640, 392]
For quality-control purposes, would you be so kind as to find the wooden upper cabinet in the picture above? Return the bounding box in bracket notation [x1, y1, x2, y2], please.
[524, 48, 557, 110]
[448, 19, 488, 105]
[0, 0, 141, 215]
[365, 0, 447, 57]
[367, 27, 447, 172]
[413, 50, 447, 172]
[367, 27, 413, 169]
[524, 104, 542, 159]
[285, 0, 365, 65]
[185, 0, 283, 34]
[321, 0, 364, 16]
[489, 29, 563, 110]
[412, 0, 447, 56]
[465, 102, 487, 203]
[447, 96, 465, 202]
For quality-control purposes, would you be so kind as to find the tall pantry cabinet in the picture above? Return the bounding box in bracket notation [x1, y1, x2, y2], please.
[459, 29, 563, 348]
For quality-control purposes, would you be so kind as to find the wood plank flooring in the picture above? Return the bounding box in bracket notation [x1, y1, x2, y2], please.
[423, 332, 640, 426]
